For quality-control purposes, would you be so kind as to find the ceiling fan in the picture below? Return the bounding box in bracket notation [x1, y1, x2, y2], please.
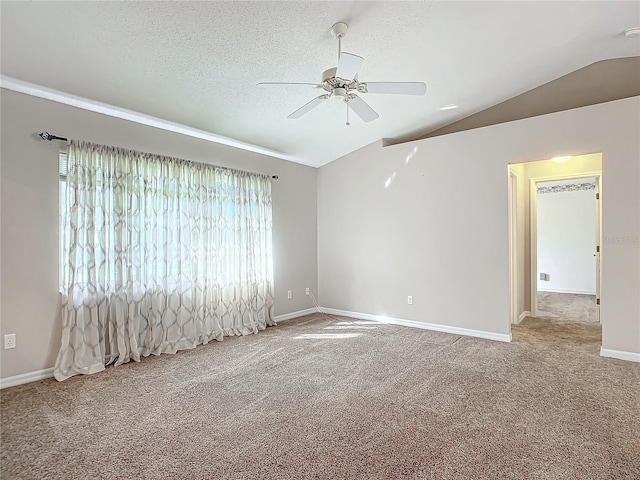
[258, 22, 427, 125]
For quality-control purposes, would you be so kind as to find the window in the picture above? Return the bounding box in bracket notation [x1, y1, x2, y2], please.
[55, 140, 275, 381]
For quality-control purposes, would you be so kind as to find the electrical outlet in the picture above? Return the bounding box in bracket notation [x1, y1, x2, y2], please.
[4, 334, 16, 349]
[287, 290, 292, 299]
[407, 296, 413, 305]
[305, 288, 310, 296]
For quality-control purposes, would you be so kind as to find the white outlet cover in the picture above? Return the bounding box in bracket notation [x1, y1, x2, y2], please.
[4, 334, 16, 349]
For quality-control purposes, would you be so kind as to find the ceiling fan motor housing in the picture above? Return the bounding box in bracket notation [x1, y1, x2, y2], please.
[322, 67, 358, 95]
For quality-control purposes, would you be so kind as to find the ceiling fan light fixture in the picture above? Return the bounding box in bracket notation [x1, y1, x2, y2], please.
[334, 87, 348, 98]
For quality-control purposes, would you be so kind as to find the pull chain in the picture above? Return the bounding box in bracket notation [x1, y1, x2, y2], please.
[346, 101, 350, 126]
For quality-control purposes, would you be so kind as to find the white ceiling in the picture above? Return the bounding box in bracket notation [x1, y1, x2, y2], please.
[1, 1, 639, 167]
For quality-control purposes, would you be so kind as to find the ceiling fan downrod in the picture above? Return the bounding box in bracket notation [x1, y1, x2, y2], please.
[331, 22, 348, 61]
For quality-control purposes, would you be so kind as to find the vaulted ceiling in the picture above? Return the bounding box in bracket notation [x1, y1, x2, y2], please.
[1, 1, 639, 167]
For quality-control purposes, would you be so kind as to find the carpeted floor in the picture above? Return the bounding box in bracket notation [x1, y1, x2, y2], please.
[537, 292, 598, 323]
[1, 312, 638, 479]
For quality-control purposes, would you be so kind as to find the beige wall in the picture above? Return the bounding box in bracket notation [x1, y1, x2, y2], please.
[511, 154, 602, 313]
[318, 97, 639, 354]
[0, 89, 318, 379]
[2, 90, 638, 381]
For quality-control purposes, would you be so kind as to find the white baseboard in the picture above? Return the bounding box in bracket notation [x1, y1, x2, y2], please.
[274, 307, 318, 322]
[321, 308, 511, 343]
[538, 288, 596, 295]
[517, 311, 531, 324]
[0, 367, 55, 389]
[600, 348, 640, 363]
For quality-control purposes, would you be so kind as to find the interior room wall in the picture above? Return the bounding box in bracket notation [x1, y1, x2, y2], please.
[537, 185, 596, 294]
[318, 97, 639, 355]
[0, 89, 318, 380]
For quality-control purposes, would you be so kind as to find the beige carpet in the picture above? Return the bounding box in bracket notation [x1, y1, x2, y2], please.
[1, 312, 638, 479]
[537, 292, 598, 323]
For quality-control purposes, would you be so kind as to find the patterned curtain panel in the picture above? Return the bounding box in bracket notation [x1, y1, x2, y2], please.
[54, 141, 275, 381]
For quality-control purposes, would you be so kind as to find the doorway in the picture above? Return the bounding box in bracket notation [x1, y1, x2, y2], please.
[508, 153, 603, 348]
[532, 175, 600, 322]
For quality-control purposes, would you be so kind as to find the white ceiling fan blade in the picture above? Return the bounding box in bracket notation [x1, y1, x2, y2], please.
[363, 82, 427, 95]
[335, 52, 364, 80]
[287, 95, 328, 119]
[347, 95, 379, 122]
[257, 82, 320, 87]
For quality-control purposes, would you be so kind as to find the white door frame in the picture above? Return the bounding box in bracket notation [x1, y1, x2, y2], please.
[594, 179, 601, 322]
[529, 171, 602, 317]
[508, 170, 519, 324]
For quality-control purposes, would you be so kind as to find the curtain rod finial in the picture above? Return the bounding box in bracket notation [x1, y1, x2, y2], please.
[271, 175, 279, 180]
[38, 131, 68, 142]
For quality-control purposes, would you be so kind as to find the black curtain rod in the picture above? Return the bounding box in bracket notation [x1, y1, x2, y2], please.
[37, 131, 279, 180]
[39, 131, 68, 142]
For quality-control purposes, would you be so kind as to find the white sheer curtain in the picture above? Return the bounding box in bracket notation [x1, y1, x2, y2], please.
[54, 140, 274, 381]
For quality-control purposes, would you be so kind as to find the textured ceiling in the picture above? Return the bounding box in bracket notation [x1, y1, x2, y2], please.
[1, 1, 639, 167]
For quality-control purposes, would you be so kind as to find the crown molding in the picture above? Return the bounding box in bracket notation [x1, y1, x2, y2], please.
[0, 75, 314, 166]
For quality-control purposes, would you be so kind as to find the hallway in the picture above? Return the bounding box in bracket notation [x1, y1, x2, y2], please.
[513, 293, 600, 353]
[537, 292, 598, 324]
